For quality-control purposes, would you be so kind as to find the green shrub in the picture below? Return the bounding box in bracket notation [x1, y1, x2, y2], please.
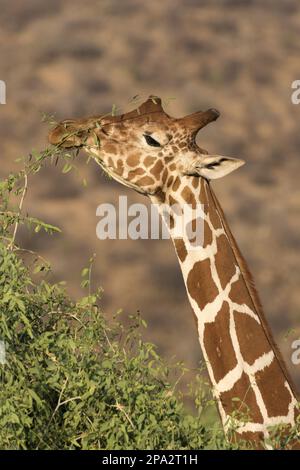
[0, 245, 215, 450]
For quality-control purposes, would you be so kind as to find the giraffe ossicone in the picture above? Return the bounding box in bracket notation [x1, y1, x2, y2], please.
[49, 96, 299, 449]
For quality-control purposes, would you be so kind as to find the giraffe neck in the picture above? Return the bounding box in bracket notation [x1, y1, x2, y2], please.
[150, 176, 298, 445]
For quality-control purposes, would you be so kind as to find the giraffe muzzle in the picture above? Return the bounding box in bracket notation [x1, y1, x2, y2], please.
[48, 118, 96, 148]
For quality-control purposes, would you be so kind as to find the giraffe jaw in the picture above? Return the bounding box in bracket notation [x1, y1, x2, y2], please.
[87, 147, 149, 195]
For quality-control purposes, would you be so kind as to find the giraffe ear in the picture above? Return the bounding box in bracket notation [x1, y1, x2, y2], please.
[192, 155, 245, 180]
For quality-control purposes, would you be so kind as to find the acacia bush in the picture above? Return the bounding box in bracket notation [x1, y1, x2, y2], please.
[0, 243, 219, 450]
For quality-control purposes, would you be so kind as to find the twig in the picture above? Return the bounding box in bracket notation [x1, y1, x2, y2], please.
[103, 328, 116, 352]
[114, 401, 136, 430]
[8, 172, 28, 250]
[14, 247, 50, 267]
[48, 378, 82, 425]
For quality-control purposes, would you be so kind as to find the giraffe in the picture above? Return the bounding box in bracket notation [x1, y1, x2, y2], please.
[49, 96, 299, 448]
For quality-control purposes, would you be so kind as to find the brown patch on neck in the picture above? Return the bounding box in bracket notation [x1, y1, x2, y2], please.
[168, 194, 178, 206]
[174, 238, 187, 262]
[255, 360, 292, 417]
[172, 177, 180, 191]
[234, 311, 271, 365]
[186, 259, 218, 310]
[181, 185, 197, 208]
[220, 371, 264, 424]
[214, 233, 237, 290]
[192, 177, 199, 189]
[229, 277, 256, 314]
[203, 219, 213, 247]
[162, 168, 168, 184]
[185, 218, 212, 248]
[203, 301, 237, 383]
[167, 175, 174, 187]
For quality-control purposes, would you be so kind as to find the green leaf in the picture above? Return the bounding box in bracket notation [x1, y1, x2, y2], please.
[28, 389, 43, 407]
[81, 268, 89, 278]
[62, 163, 73, 174]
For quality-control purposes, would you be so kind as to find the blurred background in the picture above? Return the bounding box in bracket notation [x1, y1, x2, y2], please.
[1, 0, 300, 390]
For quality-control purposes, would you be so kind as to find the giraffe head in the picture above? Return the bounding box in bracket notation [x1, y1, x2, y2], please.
[49, 96, 244, 195]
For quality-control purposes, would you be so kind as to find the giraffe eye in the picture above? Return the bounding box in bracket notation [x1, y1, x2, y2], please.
[144, 134, 161, 147]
